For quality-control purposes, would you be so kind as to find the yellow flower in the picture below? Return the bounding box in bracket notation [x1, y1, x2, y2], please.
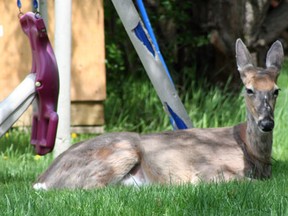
[34, 155, 42, 160]
[3, 156, 8, 160]
[5, 133, 9, 138]
[71, 133, 78, 139]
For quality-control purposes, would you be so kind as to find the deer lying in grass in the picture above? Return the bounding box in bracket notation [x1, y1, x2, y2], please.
[33, 39, 284, 190]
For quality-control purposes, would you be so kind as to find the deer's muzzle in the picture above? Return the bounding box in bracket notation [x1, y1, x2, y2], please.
[258, 118, 274, 132]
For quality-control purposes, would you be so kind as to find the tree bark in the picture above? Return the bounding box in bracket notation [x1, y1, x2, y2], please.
[194, 0, 288, 88]
[257, 0, 288, 46]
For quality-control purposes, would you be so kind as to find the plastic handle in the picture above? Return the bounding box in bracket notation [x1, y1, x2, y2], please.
[20, 12, 59, 155]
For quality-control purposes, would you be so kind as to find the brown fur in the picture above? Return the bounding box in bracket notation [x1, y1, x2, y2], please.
[33, 39, 284, 190]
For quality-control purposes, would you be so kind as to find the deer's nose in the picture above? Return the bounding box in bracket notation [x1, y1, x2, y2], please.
[258, 118, 274, 132]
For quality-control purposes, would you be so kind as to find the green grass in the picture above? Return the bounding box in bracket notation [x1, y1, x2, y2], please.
[1, 62, 288, 215]
[1, 180, 288, 215]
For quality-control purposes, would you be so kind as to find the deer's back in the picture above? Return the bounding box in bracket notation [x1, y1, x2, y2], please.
[138, 126, 245, 183]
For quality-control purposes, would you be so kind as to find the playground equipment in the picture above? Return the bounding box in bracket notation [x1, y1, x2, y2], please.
[0, 6, 59, 155]
[0, 0, 190, 157]
[112, 0, 193, 129]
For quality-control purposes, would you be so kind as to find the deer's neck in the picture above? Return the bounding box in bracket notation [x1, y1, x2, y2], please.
[243, 112, 273, 178]
[246, 112, 273, 159]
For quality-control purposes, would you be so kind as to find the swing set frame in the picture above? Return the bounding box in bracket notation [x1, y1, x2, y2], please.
[0, 0, 192, 156]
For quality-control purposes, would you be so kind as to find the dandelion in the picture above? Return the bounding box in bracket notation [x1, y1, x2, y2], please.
[71, 133, 78, 139]
[34, 155, 42, 161]
[5, 132, 9, 138]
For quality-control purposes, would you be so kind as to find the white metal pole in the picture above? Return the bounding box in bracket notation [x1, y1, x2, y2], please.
[39, 0, 48, 27]
[54, 0, 72, 157]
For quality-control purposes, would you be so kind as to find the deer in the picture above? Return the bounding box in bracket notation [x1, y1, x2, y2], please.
[33, 39, 284, 190]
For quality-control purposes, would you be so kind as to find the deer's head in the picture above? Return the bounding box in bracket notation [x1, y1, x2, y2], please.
[236, 39, 284, 133]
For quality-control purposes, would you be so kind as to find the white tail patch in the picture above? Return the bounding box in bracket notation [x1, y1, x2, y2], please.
[121, 166, 149, 187]
[121, 174, 146, 187]
[33, 182, 48, 190]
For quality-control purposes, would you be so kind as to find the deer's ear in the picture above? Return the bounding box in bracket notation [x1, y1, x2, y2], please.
[266, 40, 284, 71]
[236, 39, 254, 72]
[235, 39, 255, 81]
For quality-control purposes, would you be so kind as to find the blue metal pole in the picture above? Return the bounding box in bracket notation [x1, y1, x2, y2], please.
[136, 0, 172, 83]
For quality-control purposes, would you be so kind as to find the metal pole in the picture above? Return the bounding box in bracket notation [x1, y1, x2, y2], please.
[38, 0, 48, 27]
[54, 0, 72, 157]
[111, 0, 193, 129]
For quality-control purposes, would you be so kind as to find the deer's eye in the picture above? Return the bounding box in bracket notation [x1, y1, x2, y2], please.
[246, 88, 254, 96]
[273, 89, 280, 97]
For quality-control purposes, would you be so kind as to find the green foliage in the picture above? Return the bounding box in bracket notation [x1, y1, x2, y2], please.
[104, 71, 245, 132]
[104, 0, 210, 88]
[105, 43, 126, 73]
[272, 61, 288, 160]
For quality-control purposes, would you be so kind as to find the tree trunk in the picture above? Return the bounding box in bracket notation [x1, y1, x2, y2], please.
[190, 0, 288, 88]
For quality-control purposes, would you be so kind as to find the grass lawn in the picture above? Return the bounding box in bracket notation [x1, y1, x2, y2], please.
[1, 62, 288, 215]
